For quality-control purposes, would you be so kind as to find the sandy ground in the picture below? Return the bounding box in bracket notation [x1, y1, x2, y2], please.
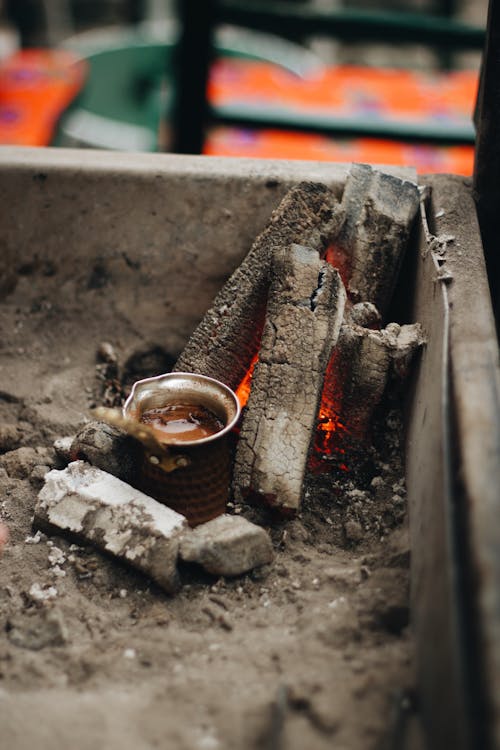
[0, 261, 419, 750]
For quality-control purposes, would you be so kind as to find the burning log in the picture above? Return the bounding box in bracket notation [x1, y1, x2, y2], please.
[233, 243, 346, 514]
[174, 182, 345, 390]
[333, 164, 420, 317]
[316, 320, 425, 460]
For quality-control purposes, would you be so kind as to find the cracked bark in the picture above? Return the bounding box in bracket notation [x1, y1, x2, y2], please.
[233, 243, 346, 513]
[174, 182, 345, 390]
[320, 320, 425, 449]
[335, 164, 420, 318]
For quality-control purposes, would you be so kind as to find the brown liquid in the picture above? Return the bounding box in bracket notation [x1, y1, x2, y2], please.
[140, 404, 224, 444]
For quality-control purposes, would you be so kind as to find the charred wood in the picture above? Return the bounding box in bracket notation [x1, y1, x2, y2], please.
[345, 301, 382, 329]
[174, 182, 344, 390]
[335, 164, 420, 318]
[233, 243, 346, 514]
[319, 321, 425, 451]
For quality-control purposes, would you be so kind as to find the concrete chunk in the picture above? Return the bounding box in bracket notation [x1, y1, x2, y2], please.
[179, 514, 274, 576]
[35, 461, 188, 593]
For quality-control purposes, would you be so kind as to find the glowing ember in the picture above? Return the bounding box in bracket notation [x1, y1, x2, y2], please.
[309, 349, 350, 473]
[323, 243, 351, 288]
[307, 246, 353, 472]
[235, 353, 259, 408]
[315, 410, 347, 454]
[235, 347, 351, 473]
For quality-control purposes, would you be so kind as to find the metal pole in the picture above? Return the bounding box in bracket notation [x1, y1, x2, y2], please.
[171, 0, 216, 154]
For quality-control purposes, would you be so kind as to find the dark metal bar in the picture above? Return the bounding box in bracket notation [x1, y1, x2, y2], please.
[210, 105, 475, 145]
[171, 0, 216, 154]
[5, 0, 45, 47]
[473, 0, 500, 331]
[218, 1, 485, 50]
[124, 0, 146, 24]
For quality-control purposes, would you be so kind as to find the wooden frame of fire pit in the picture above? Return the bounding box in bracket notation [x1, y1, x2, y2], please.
[0, 147, 499, 749]
[408, 174, 500, 750]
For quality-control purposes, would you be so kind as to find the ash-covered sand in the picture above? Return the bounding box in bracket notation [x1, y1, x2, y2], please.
[0, 269, 417, 750]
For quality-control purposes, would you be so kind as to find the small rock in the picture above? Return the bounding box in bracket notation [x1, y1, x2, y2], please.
[0, 447, 40, 479]
[7, 608, 67, 650]
[346, 488, 368, 501]
[25, 530, 45, 545]
[30, 464, 50, 488]
[35, 461, 188, 593]
[344, 520, 363, 543]
[348, 302, 381, 329]
[48, 546, 66, 567]
[53, 436, 75, 464]
[71, 421, 139, 483]
[28, 582, 58, 602]
[97, 341, 118, 364]
[179, 514, 274, 576]
[0, 424, 21, 454]
[202, 605, 233, 631]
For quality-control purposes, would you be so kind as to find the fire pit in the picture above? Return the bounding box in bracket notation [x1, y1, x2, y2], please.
[0, 147, 499, 750]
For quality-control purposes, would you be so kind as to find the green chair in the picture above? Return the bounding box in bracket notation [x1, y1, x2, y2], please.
[55, 23, 322, 150]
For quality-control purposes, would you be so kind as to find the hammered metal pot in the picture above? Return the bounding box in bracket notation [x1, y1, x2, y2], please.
[123, 372, 241, 527]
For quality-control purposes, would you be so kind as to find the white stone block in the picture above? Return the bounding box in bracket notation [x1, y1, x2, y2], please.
[179, 514, 274, 576]
[35, 461, 188, 593]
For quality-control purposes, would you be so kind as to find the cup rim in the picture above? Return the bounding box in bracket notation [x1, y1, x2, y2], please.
[122, 371, 241, 447]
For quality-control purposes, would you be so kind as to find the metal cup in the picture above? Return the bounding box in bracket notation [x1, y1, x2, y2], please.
[123, 372, 241, 527]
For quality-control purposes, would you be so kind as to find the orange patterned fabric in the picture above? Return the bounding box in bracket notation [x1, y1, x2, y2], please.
[205, 127, 475, 175]
[205, 59, 478, 174]
[0, 50, 477, 174]
[0, 49, 86, 146]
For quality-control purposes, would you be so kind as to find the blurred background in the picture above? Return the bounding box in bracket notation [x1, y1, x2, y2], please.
[0, 0, 489, 173]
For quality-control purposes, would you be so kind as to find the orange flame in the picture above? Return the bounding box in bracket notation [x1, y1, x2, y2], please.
[323, 243, 351, 288]
[235, 353, 259, 408]
[308, 349, 350, 472]
[309, 244, 352, 472]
